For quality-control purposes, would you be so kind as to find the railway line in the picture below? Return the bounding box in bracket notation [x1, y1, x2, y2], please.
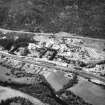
[0, 51, 105, 83]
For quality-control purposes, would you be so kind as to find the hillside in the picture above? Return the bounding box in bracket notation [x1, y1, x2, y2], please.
[0, 0, 105, 38]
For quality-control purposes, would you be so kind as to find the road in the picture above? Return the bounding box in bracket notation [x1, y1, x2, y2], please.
[0, 51, 105, 83]
[0, 28, 105, 41]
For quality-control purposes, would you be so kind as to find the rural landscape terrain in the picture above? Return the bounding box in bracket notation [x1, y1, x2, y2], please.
[0, 28, 105, 105]
[0, 0, 105, 105]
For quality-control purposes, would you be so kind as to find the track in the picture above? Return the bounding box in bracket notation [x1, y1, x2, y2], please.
[0, 51, 105, 83]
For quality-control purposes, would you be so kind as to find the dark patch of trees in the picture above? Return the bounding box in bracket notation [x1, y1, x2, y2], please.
[0, 0, 104, 38]
[0, 97, 34, 105]
[61, 90, 92, 105]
